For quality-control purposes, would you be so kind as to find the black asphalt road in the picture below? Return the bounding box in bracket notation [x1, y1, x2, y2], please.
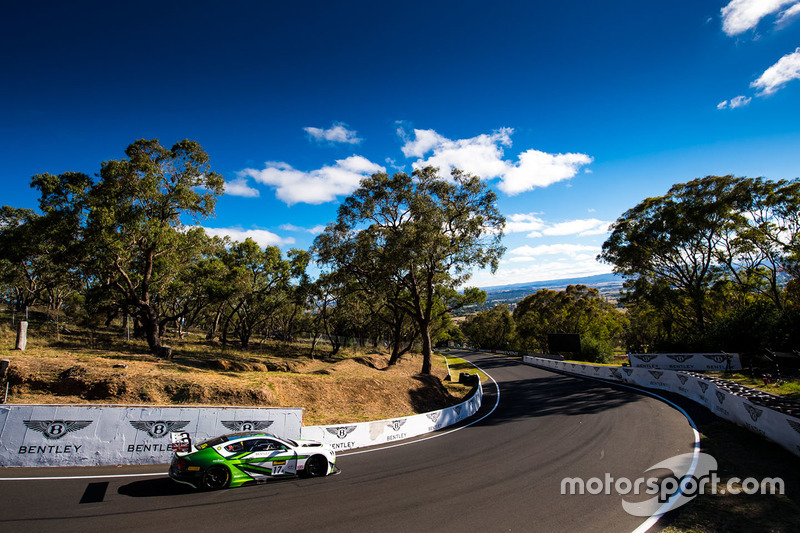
[0, 352, 696, 533]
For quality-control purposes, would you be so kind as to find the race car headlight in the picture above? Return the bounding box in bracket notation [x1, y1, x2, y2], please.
[174, 458, 190, 471]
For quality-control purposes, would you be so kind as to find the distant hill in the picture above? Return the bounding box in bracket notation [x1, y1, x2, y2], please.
[480, 273, 622, 293]
[463, 273, 625, 313]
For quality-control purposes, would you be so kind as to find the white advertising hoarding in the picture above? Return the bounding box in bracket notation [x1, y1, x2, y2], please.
[0, 404, 303, 467]
[302, 383, 483, 451]
[628, 353, 742, 371]
[523, 356, 800, 458]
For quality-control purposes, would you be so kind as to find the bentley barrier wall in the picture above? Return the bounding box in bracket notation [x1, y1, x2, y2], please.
[0, 381, 483, 467]
[627, 352, 742, 371]
[0, 405, 304, 467]
[523, 356, 800, 458]
[301, 380, 483, 451]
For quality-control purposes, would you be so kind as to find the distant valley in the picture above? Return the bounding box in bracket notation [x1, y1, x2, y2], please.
[462, 273, 625, 314]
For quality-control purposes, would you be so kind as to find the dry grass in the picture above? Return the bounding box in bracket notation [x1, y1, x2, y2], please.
[0, 320, 468, 426]
[661, 416, 800, 533]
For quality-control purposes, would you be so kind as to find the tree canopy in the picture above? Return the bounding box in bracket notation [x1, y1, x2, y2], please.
[601, 174, 800, 352]
[314, 167, 505, 374]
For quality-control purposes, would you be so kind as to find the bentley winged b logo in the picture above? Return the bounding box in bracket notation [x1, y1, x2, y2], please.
[744, 404, 763, 423]
[632, 354, 658, 363]
[130, 420, 190, 439]
[23, 420, 93, 440]
[326, 426, 357, 439]
[666, 354, 694, 363]
[221, 420, 274, 432]
[387, 419, 407, 432]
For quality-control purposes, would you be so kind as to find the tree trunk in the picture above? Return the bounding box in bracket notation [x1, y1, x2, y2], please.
[420, 320, 433, 375]
[207, 310, 219, 340]
[309, 331, 319, 359]
[142, 308, 161, 353]
[388, 322, 402, 366]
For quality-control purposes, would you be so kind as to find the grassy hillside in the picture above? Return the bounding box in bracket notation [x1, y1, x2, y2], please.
[0, 320, 473, 426]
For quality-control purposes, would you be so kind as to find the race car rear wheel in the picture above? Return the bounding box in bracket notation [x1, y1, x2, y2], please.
[304, 455, 327, 478]
[201, 465, 231, 490]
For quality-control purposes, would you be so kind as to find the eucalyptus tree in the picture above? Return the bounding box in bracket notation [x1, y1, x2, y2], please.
[315, 167, 505, 374]
[718, 177, 800, 310]
[600, 176, 738, 332]
[0, 206, 43, 312]
[84, 139, 224, 353]
[219, 239, 308, 348]
[461, 304, 515, 352]
[314, 222, 418, 364]
[602, 175, 800, 337]
[29, 171, 93, 313]
[513, 285, 626, 354]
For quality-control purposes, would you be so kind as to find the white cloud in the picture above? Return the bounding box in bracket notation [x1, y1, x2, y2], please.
[776, 2, 800, 25]
[721, 0, 799, 36]
[468, 257, 612, 287]
[403, 128, 512, 179]
[751, 47, 800, 95]
[399, 128, 592, 195]
[500, 150, 593, 195]
[280, 223, 326, 235]
[239, 155, 385, 205]
[717, 95, 753, 109]
[505, 213, 546, 236]
[509, 243, 601, 258]
[504, 215, 611, 238]
[304, 123, 362, 144]
[542, 218, 611, 237]
[400, 128, 450, 158]
[223, 177, 260, 197]
[199, 226, 295, 247]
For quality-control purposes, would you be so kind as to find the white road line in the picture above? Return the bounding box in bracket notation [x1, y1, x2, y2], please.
[339, 356, 500, 457]
[526, 362, 702, 533]
[0, 472, 167, 481]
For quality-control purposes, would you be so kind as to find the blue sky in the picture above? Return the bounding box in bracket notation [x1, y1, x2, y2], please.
[2, 0, 800, 287]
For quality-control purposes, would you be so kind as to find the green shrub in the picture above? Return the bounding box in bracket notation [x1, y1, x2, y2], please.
[580, 336, 613, 364]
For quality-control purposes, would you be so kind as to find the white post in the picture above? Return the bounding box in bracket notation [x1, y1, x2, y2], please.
[15, 321, 28, 351]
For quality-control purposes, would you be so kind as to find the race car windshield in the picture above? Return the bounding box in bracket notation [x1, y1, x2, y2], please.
[195, 432, 271, 450]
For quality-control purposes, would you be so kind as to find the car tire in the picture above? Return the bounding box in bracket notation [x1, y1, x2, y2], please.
[201, 465, 231, 490]
[304, 455, 328, 478]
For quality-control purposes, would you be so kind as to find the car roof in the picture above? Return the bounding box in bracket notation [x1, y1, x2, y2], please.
[225, 432, 278, 441]
[196, 432, 280, 450]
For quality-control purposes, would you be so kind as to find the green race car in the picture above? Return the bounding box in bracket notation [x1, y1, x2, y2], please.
[168, 431, 338, 490]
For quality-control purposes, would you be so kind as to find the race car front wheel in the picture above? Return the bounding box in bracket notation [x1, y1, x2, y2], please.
[304, 455, 327, 477]
[202, 465, 231, 490]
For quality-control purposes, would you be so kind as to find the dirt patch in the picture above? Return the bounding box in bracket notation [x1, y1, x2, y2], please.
[1, 341, 461, 426]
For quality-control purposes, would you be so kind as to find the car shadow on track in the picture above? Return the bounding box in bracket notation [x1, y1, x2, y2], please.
[118, 474, 305, 498]
[476, 373, 650, 427]
[118, 477, 196, 497]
